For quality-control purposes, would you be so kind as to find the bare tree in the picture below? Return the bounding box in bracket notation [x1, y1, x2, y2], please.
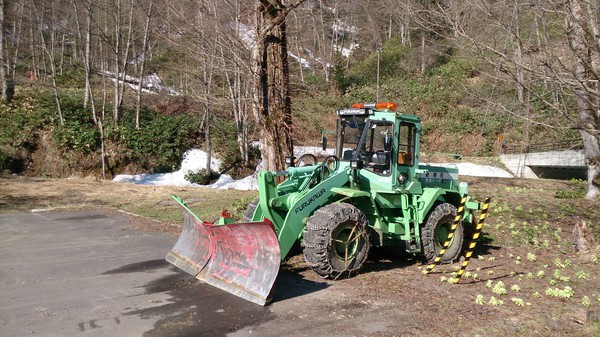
[434, 0, 599, 199]
[135, 0, 154, 129]
[32, 0, 64, 125]
[0, 0, 12, 102]
[566, 0, 600, 199]
[72, 0, 97, 123]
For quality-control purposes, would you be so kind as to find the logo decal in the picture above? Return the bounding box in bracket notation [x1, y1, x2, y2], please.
[294, 188, 326, 214]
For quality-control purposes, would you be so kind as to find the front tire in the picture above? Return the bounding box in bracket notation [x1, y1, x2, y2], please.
[303, 203, 370, 279]
[421, 202, 464, 263]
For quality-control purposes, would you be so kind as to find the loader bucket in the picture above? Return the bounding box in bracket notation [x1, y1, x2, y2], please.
[166, 196, 280, 306]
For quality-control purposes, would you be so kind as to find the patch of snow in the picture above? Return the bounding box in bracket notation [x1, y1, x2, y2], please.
[113, 149, 257, 189]
[100, 70, 181, 96]
[335, 42, 359, 58]
[289, 52, 312, 69]
[180, 149, 221, 173]
[294, 145, 336, 157]
[210, 174, 259, 191]
[332, 20, 358, 35]
[232, 21, 256, 49]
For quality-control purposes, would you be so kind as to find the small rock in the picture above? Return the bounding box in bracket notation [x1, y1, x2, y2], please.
[508, 317, 522, 332]
[587, 311, 599, 324]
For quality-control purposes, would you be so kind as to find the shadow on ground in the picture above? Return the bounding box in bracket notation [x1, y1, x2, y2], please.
[105, 259, 331, 337]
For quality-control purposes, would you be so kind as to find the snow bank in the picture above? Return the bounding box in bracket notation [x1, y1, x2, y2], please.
[113, 149, 258, 190]
[293, 146, 336, 157]
[113, 147, 513, 190]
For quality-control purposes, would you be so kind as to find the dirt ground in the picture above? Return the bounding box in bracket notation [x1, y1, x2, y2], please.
[1, 175, 599, 336]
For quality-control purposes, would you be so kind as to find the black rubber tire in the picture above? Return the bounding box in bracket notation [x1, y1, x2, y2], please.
[242, 197, 260, 222]
[421, 202, 464, 263]
[303, 203, 370, 279]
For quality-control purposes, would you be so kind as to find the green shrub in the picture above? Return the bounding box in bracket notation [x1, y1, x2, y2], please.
[116, 111, 201, 172]
[555, 179, 587, 199]
[52, 123, 100, 153]
[54, 66, 85, 87]
[185, 168, 220, 185]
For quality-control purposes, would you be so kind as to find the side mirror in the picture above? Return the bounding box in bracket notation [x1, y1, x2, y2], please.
[350, 159, 364, 169]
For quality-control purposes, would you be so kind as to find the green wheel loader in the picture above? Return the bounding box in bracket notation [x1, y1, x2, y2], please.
[167, 102, 483, 305]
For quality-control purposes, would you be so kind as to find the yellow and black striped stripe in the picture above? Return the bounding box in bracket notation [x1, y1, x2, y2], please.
[453, 197, 491, 284]
[423, 195, 468, 274]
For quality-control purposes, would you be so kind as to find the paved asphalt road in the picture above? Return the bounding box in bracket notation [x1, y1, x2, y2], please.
[0, 211, 285, 337]
[0, 211, 395, 337]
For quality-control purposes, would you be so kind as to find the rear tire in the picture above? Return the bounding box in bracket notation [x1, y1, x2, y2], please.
[421, 202, 464, 263]
[303, 203, 370, 279]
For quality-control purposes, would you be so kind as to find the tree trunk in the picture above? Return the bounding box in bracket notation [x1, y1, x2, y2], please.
[136, 1, 154, 130]
[0, 0, 13, 102]
[567, 0, 600, 200]
[118, 0, 135, 109]
[113, 0, 122, 121]
[73, 0, 96, 123]
[253, 0, 304, 172]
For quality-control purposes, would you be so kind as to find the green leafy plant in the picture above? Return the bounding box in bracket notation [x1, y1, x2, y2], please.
[545, 286, 574, 298]
[554, 258, 571, 269]
[554, 179, 587, 199]
[511, 297, 525, 306]
[492, 281, 507, 295]
[184, 169, 221, 185]
[576, 271, 588, 280]
[553, 269, 570, 282]
[488, 296, 504, 306]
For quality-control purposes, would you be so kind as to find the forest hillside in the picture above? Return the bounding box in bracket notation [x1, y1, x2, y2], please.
[0, 1, 595, 181]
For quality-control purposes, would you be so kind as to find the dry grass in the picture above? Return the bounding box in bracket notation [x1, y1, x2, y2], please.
[0, 175, 257, 224]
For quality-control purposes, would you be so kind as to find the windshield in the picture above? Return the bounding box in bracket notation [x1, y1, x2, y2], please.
[337, 116, 393, 175]
[337, 115, 367, 160]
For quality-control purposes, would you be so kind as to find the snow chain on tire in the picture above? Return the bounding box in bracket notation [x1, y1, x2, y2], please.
[303, 203, 370, 279]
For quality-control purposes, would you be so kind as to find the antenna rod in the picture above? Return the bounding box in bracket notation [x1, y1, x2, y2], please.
[376, 48, 380, 101]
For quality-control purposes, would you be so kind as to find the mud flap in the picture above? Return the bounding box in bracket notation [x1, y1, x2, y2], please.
[166, 196, 280, 305]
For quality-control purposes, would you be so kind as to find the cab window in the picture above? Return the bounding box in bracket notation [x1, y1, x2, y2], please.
[361, 120, 393, 175]
[398, 123, 415, 166]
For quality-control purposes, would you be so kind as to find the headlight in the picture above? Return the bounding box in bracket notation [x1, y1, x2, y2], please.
[285, 156, 295, 167]
[398, 173, 408, 184]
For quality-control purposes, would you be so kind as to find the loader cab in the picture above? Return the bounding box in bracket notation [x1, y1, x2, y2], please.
[335, 102, 421, 191]
[336, 107, 393, 176]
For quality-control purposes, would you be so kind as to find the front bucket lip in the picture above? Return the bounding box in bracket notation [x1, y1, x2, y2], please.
[165, 251, 200, 277]
[166, 196, 281, 306]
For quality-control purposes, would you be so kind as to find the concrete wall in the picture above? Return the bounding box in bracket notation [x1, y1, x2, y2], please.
[500, 150, 585, 179]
